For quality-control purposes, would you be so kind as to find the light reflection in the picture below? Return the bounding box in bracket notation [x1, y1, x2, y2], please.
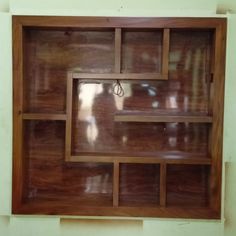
[168, 137, 177, 147]
[166, 94, 178, 109]
[78, 83, 103, 146]
[84, 174, 111, 194]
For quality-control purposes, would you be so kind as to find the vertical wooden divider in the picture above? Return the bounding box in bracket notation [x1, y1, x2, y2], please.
[115, 28, 122, 73]
[12, 20, 24, 212]
[209, 22, 226, 213]
[65, 72, 73, 161]
[160, 163, 167, 207]
[162, 29, 170, 80]
[112, 28, 122, 207]
[113, 161, 120, 207]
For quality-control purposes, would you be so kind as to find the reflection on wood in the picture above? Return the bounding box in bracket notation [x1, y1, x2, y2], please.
[12, 16, 225, 218]
[24, 120, 113, 206]
[23, 29, 115, 113]
[114, 111, 212, 123]
[72, 81, 209, 156]
[167, 165, 209, 207]
[122, 30, 163, 73]
[119, 164, 160, 206]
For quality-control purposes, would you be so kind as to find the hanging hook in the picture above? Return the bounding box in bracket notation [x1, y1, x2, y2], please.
[112, 80, 125, 97]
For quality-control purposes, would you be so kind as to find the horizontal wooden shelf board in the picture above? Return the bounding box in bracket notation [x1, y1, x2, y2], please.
[114, 111, 213, 123]
[15, 16, 225, 29]
[22, 113, 67, 121]
[72, 72, 167, 80]
[16, 201, 219, 219]
[68, 152, 211, 165]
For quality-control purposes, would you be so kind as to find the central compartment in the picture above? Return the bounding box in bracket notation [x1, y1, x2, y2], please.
[71, 80, 210, 158]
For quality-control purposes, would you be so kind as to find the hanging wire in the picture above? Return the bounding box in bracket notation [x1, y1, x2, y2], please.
[112, 80, 125, 97]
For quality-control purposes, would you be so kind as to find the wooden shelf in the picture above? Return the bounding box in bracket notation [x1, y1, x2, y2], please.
[68, 152, 211, 165]
[114, 111, 213, 123]
[22, 113, 67, 121]
[72, 72, 167, 80]
[13, 16, 226, 219]
[17, 201, 218, 219]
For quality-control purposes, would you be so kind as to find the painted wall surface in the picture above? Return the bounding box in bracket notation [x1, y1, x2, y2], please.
[0, 0, 236, 235]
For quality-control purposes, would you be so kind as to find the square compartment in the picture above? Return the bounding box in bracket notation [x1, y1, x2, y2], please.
[119, 164, 160, 206]
[121, 30, 163, 73]
[23, 120, 113, 206]
[166, 164, 210, 207]
[23, 28, 115, 113]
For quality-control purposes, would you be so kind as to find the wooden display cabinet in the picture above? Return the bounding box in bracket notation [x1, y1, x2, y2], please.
[13, 16, 226, 218]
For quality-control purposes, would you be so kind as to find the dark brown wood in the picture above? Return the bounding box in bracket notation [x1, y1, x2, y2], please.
[209, 19, 226, 214]
[162, 29, 170, 80]
[13, 17, 24, 212]
[115, 28, 122, 73]
[13, 16, 225, 29]
[65, 72, 73, 161]
[69, 154, 211, 165]
[72, 72, 165, 80]
[22, 113, 67, 120]
[121, 29, 163, 73]
[160, 163, 167, 207]
[113, 161, 120, 207]
[119, 164, 160, 207]
[167, 165, 210, 207]
[114, 112, 213, 123]
[12, 16, 226, 219]
[71, 79, 210, 158]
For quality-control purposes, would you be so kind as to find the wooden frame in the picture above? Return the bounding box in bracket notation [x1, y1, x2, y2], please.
[13, 16, 226, 218]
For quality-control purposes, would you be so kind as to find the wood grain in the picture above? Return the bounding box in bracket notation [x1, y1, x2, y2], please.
[113, 161, 120, 207]
[22, 113, 67, 120]
[162, 29, 170, 79]
[12, 16, 226, 218]
[114, 112, 213, 123]
[12, 18, 24, 212]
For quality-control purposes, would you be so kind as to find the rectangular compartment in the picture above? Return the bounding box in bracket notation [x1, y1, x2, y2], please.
[121, 30, 163, 73]
[169, 29, 213, 114]
[23, 120, 113, 206]
[119, 164, 160, 206]
[71, 79, 210, 157]
[23, 28, 115, 113]
[166, 164, 210, 207]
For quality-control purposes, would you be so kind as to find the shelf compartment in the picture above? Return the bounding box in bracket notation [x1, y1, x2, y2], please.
[69, 79, 210, 160]
[23, 28, 115, 114]
[23, 120, 113, 207]
[114, 111, 212, 123]
[119, 164, 160, 207]
[166, 164, 210, 207]
[22, 113, 67, 121]
[121, 29, 163, 73]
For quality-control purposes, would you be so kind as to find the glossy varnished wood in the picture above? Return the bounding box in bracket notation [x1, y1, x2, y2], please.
[14, 16, 225, 28]
[166, 165, 210, 207]
[22, 113, 67, 120]
[72, 72, 166, 80]
[114, 111, 213, 123]
[71, 80, 210, 157]
[69, 154, 211, 165]
[119, 164, 160, 207]
[13, 16, 226, 218]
